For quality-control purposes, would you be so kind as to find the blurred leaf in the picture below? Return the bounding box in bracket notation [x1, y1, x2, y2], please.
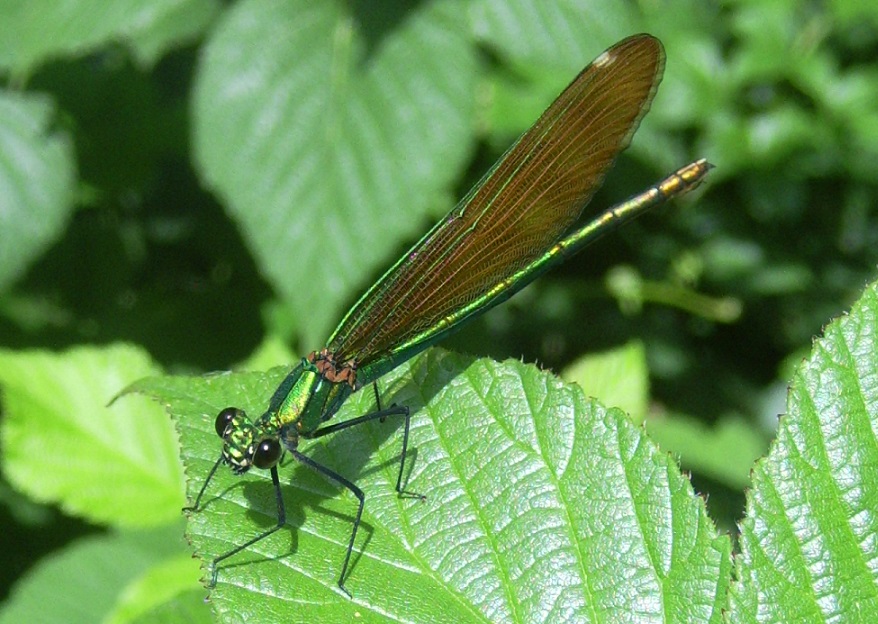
[561, 340, 649, 423]
[0, 478, 55, 527]
[730, 0, 823, 82]
[728, 281, 878, 620]
[474, 2, 720, 173]
[0, 526, 187, 624]
[471, 0, 638, 70]
[238, 334, 297, 372]
[106, 555, 209, 624]
[127, 592, 213, 624]
[0, 91, 76, 293]
[0, 0, 217, 74]
[651, 34, 727, 129]
[193, 0, 478, 346]
[124, 0, 219, 66]
[747, 262, 813, 295]
[830, 0, 878, 24]
[0, 344, 185, 527]
[646, 413, 768, 490]
[131, 349, 731, 623]
[700, 238, 764, 283]
[474, 2, 639, 148]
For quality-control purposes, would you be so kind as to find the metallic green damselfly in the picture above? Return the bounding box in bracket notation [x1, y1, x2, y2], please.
[188, 33, 712, 595]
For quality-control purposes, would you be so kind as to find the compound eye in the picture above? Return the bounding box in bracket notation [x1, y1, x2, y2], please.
[215, 407, 243, 438]
[253, 438, 282, 469]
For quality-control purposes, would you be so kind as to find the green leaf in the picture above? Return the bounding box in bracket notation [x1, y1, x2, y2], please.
[0, 526, 188, 624]
[106, 555, 210, 624]
[645, 413, 768, 490]
[124, 0, 219, 67]
[192, 0, 478, 345]
[132, 349, 731, 623]
[472, 1, 714, 172]
[238, 334, 297, 372]
[561, 340, 649, 423]
[126, 592, 213, 624]
[474, 2, 640, 146]
[728, 281, 878, 620]
[471, 0, 638, 70]
[0, 91, 76, 293]
[0, 344, 185, 527]
[0, 0, 217, 74]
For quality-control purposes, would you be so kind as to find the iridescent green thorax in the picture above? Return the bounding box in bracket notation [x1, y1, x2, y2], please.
[270, 353, 356, 435]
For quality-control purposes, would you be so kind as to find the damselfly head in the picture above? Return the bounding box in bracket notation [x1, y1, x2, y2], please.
[214, 407, 282, 474]
[215, 407, 254, 474]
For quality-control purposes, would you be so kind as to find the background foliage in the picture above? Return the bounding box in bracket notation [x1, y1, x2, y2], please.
[1, 0, 877, 622]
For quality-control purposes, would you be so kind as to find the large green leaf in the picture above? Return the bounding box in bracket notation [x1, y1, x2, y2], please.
[131, 349, 730, 623]
[471, 0, 638, 70]
[729, 281, 878, 620]
[0, 526, 193, 624]
[645, 412, 768, 491]
[471, 0, 715, 172]
[0, 0, 217, 73]
[105, 555, 210, 624]
[0, 344, 185, 526]
[192, 0, 477, 345]
[561, 340, 649, 424]
[0, 91, 76, 293]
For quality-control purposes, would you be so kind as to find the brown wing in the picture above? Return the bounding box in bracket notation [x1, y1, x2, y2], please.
[328, 34, 665, 364]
